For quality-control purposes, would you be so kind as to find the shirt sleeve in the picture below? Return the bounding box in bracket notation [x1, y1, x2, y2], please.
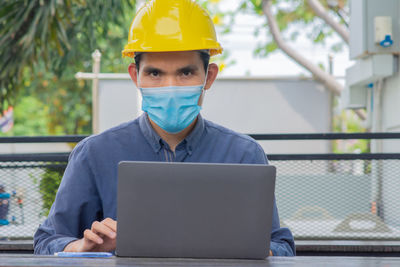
[33, 140, 103, 255]
[243, 141, 296, 256]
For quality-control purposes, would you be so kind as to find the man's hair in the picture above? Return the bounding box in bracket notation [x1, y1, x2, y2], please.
[134, 51, 210, 73]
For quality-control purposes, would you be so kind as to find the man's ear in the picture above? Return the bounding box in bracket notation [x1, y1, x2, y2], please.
[204, 63, 219, 90]
[128, 63, 138, 87]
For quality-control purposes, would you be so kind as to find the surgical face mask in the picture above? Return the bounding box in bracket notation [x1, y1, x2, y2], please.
[138, 73, 207, 134]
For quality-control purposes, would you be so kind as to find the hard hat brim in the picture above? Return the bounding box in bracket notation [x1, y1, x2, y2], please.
[122, 47, 223, 58]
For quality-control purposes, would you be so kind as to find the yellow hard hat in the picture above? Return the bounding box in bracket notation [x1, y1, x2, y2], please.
[122, 0, 223, 57]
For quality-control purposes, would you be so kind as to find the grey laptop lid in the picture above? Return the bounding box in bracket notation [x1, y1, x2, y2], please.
[116, 161, 276, 259]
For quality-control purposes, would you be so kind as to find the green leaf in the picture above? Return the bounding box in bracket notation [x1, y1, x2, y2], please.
[266, 42, 278, 53]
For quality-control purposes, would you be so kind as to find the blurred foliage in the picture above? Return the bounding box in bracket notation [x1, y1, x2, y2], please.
[246, 0, 348, 57]
[0, 0, 135, 134]
[333, 110, 369, 153]
[0, 95, 49, 136]
[201, 0, 348, 57]
[38, 167, 65, 216]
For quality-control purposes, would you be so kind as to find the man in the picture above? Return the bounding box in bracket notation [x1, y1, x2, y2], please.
[34, 0, 295, 256]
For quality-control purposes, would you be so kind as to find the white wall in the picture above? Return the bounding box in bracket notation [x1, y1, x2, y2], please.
[97, 77, 332, 154]
[0, 143, 72, 154]
[98, 79, 142, 133]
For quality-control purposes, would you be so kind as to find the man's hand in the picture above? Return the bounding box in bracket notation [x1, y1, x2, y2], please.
[64, 218, 117, 252]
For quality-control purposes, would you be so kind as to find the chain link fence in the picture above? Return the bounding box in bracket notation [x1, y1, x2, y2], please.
[272, 157, 400, 240]
[0, 134, 400, 242]
[0, 159, 67, 240]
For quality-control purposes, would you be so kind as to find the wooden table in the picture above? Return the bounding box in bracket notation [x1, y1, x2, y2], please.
[2, 254, 400, 267]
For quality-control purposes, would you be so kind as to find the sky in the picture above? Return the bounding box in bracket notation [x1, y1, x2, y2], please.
[212, 0, 352, 79]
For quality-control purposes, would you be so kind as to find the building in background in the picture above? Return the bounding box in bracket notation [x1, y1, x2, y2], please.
[346, 0, 400, 226]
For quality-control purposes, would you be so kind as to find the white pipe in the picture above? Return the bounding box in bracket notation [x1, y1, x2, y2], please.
[91, 50, 102, 134]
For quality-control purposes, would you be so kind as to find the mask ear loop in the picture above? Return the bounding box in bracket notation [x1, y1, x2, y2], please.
[198, 65, 209, 107]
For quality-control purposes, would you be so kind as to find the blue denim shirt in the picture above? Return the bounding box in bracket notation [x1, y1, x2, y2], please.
[33, 113, 295, 256]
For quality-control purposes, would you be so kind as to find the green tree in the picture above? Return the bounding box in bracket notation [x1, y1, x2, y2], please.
[0, 95, 50, 136]
[203, 0, 349, 91]
[0, 0, 135, 134]
[38, 168, 65, 216]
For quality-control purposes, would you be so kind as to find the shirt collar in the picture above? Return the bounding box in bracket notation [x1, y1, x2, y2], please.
[138, 113, 205, 154]
[184, 114, 205, 155]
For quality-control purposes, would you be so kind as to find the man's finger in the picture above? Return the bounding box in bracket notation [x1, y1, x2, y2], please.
[102, 218, 117, 233]
[92, 221, 116, 239]
[83, 229, 103, 245]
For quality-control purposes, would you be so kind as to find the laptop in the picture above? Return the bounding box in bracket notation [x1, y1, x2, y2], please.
[116, 161, 276, 259]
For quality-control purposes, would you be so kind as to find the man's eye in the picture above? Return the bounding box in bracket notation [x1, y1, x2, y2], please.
[182, 70, 192, 76]
[150, 71, 159, 77]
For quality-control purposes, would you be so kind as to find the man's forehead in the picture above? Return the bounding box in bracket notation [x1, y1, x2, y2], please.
[140, 51, 202, 62]
[137, 52, 205, 71]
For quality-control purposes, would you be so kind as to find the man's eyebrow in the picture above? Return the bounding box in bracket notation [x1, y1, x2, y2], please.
[142, 66, 165, 74]
[176, 65, 199, 73]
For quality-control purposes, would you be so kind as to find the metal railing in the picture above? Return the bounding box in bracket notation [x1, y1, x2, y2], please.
[1, 133, 400, 242]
